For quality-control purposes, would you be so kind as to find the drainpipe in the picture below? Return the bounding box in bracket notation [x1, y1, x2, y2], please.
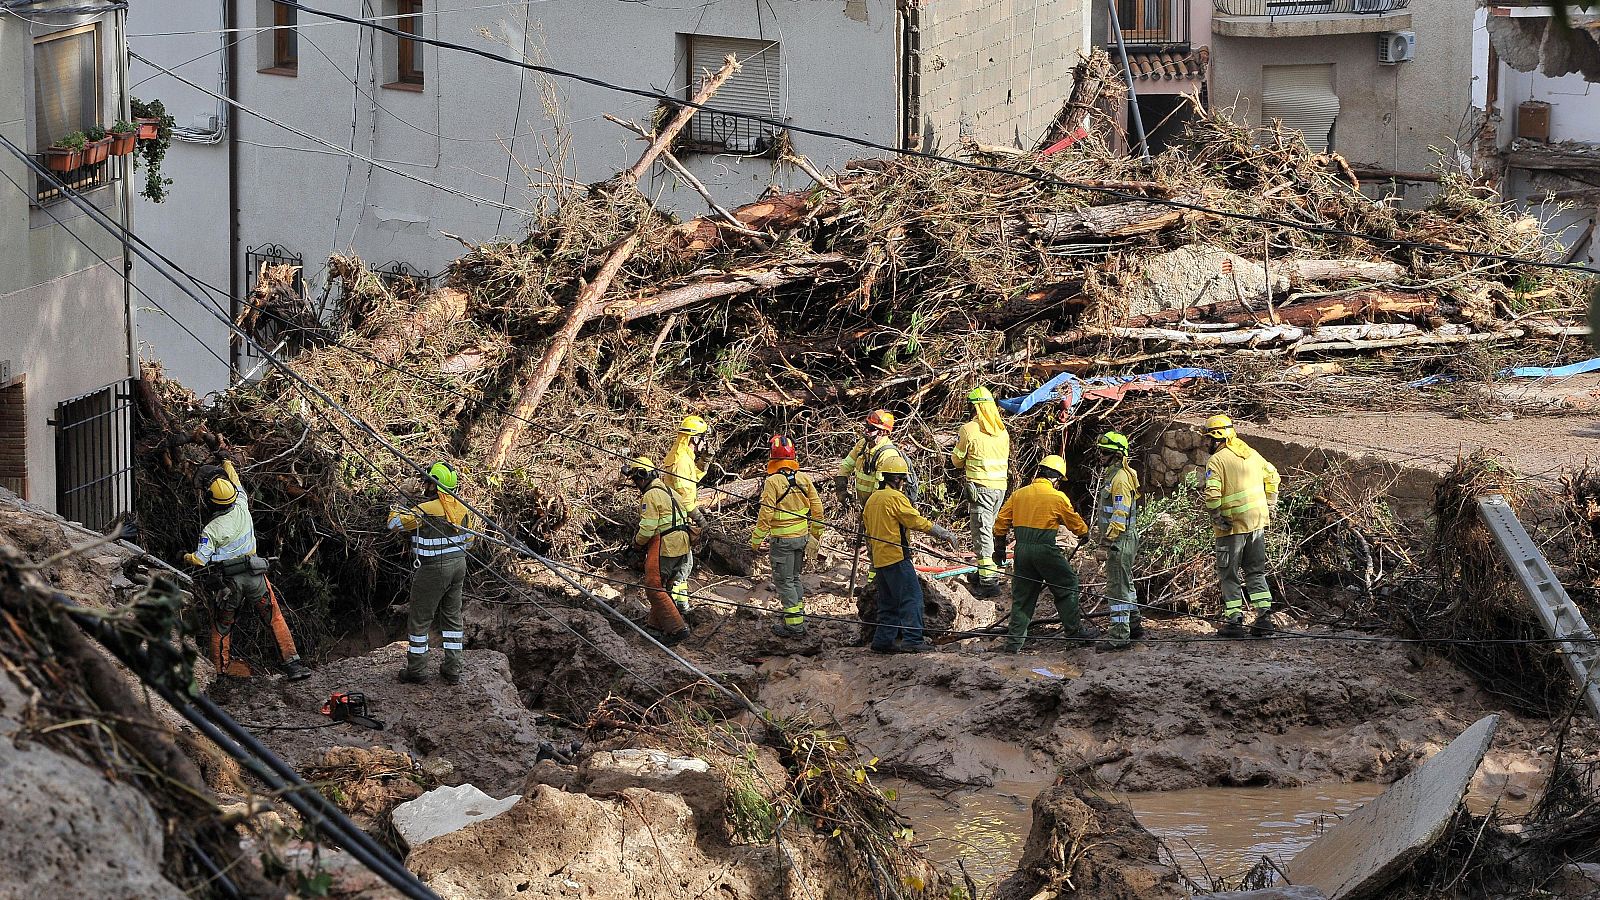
[225, 0, 240, 380]
[900, 3, 921, 150]
[115, 4, 136, 380]
[1105, 0, 1150, 159]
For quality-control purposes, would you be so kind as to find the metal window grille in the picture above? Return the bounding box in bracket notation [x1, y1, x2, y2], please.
[375, 260, 433, 297]
[684, 35, 783, 156]
[1214, 0, 1407, 15]
[1112, 0, 1191, 48]
[34, 153, 124, 206]
[51, 379, 136, 531]
[242, 243, 305, 372]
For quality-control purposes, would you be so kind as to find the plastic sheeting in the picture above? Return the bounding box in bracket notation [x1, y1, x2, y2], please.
[997, 367, 1225, 415]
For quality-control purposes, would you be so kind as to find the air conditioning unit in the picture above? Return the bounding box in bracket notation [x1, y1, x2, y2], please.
[1378, 30, 1416, 64]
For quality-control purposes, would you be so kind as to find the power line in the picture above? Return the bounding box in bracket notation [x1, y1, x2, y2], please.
[274, 0, 1600, 276]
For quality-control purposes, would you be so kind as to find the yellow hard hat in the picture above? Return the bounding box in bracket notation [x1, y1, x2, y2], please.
[621, 456, 655, 478]
[208, 477, 237, 506]
[1205, 414, 1235, 439]
[679, 415, 710, 437]
[967, 385, 995, 404]
[877, 453, 910, 476]
[1037, 455, 1067, 479]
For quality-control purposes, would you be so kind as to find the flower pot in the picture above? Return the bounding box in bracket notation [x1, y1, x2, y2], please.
[110, 133, 137, 156]
[43, 147, 83, 172]
[83, 137, 112, 165]
[136, 118, 160, 140]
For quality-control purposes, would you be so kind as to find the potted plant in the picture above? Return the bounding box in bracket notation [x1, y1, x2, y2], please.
[82, 124, 111, 165]
[43, 132, 86, 172]
[130, 97, 175, 202]
[108, 120, 137, 157]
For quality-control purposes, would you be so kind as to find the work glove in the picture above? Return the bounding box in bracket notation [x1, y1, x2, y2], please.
[1092, 548, 1109, 564]
[750, 534, 767, 552]
[182, 552, 204, 567]
[804, 536, 820, 568]
[618, 545, 645, 569]
[928, 524, 958, 549]
[994, 539, 1008, 569]
[834, 476, 853, 508]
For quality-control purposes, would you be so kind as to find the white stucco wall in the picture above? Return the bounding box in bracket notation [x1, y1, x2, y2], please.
[1, 7, 134, 511]
[129, 0, 902, 395]
[1210, 0, 1475, 177]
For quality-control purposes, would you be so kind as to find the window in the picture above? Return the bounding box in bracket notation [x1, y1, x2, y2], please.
[388, 0, 424, 89]
[1118, 0, 1168, 39]
[1261, 64, 1338, 153]
[682, 35, 781, 155]
[33, 25, 100, 152]
[0, 377, 26, 502]
[269, 3, 298, 73]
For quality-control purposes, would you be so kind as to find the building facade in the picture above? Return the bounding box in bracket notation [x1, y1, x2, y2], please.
[1094, 0, 1214, 153]
[1473, 4, 1600, 267]
[127, 0, 1090, 395]
[0, 0, 138, 528]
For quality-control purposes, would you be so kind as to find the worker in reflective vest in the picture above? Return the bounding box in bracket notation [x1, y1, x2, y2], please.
[992, 455, 1099, 653]
[1094, 432, 1143, 651]
[750, 435, 825, 638]
[951, 386, 1010, 597]
[837, 409, 918, 588]
[1201, 416, 1281, 638]
[623, 456, 693, 645]
[388, 461, 478, 684]
[184, 455, 310, 681]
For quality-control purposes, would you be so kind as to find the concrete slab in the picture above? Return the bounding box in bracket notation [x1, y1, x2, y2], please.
[1285, 715, 1500, 900]
[391, 783, 520, 851]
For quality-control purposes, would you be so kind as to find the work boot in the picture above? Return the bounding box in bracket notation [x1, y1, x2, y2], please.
[441, 668, 463, 686]
[1130, 620, 1146, 640]
[1066, 624, 1101, 642]
[660, 627, 691, 647]
[869, 643, 898, 655]
[1250, 611, 1276, 638]
[896, 641, 935, 654]
[281, 658, 312, 682]
[1097, 640, 1133, 654]
[398, 669, 428, 685]
[771, 622, 807, 639]
[1216, 615, 1248, 639]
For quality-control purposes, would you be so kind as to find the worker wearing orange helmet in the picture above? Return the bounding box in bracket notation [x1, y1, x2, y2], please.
[1202, 415, 1281, 638]
[751, 435, 825, 638]
[837, 409, 919, 592]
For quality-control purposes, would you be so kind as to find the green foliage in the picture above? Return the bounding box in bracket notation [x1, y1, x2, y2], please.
[130, 96, 175, 202]
[53, 131, 87, 151]
[727, 776, 778, 843]
[110, 119, 136, 135]
[84, 123, 107, 142]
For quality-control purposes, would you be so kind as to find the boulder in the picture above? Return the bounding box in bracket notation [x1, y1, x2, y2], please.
[393, 783, 520, 851]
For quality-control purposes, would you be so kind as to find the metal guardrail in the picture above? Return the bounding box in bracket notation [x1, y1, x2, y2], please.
[1477, 495, 1600, 719]
[1213, 0, 1407, 15]
[1110, 0, 1191, 47]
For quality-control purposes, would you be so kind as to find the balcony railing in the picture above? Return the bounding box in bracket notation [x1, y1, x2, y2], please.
[683, 109, 783, 157]
[1110, 0, 1191, 48]
[33, 154, 122, 206]
[1214, 0, 1407, 16]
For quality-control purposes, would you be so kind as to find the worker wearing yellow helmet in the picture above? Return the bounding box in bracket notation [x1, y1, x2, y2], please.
[183, 454, 310, 681]
[837, 409, 919, 594]
[1093, 432, 1143, 651]
[862, 452, 956, 653]
[1201, 415, 1282, 638]
[950, 386, 1010, 598]
[388, 461, 481, 683]
[620, 456, 692, 645]
[992, 454, 1097, 653]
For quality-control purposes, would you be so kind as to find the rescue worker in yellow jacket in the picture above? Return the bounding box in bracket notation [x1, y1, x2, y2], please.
[663, 414, 720, 614]
[837, 410, 918, 588]
[750, 435, 825, 638]
[993, 455, 1098, 653]
[863, 454, 956, 653]
[1201, 415, 1282, 638]
[1094, 432, 1143, 651]
[184, 456, 311, 680]
[389, 462, 479, 684]
[951, 386, 1010, 598]
[622, 457, 693, 645]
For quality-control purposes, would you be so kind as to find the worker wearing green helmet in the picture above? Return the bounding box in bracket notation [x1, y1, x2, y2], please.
[387, 460, 480, 684]
[1094, 432, 1144, 651]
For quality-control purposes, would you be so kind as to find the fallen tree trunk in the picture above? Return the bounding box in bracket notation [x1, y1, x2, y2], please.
[1282, 258, 1406, 284]
[604, 254, 852, 323]
[1027, 200, 1188, 242]
[368, 287, 471, 363]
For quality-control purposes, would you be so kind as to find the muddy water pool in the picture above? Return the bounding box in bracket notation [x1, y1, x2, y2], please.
[888, 779, 1382, 889]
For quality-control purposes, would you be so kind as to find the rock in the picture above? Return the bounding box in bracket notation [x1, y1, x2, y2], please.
[421, 754, 457, 782]
[303, 745, 425, 830]
[0, 728, 183, 900]
[1123, 244, 1288, 318]
[1162, 447, 1190, 470]
[995, 783, 1184, 900]
[1286, 715, 1500, 900]
[392, 783, 521, 851]
[1552, 863, 1600, 898]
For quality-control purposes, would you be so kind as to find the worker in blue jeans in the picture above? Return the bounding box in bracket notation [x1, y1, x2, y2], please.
[863, 454, 957, 653]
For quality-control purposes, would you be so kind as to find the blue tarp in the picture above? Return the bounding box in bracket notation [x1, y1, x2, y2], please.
[997, 367, 1226, 415]
[1503, 357, 1600, 379]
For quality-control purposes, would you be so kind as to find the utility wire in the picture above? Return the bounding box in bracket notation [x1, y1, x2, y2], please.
[273, 0, 1600, 276]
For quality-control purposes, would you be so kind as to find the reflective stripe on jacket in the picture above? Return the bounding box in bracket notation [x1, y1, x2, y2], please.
[1203, 439, 1280, 535]
[194, 461, 255, 563]
[752, 471, 824, 542]
[863, 487, 934, 569]
[994, 478, 1088, 541]
[635, 477, 692, 557]
[839, 436, 906, 497]
[951, 419, 1010, 489]
[1098, 463, 1140, 545]
[388, 494, 479, 560]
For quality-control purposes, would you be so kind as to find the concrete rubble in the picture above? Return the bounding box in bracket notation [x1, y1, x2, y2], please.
[392, 783, 521, 851]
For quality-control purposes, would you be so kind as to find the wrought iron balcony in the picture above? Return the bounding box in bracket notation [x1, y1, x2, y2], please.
[1213, 0, 1407, 16]
[1111, 0, 1191, 48]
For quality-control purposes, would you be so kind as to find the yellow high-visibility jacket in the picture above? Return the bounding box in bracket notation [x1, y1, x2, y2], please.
[388, 493, 480, 560]
[994, 478, 1089, 540]
[663, 441, 705, 513]
[752, 470, 825, 543]
[634, 477, 692, 556]
[1204, 439, 1281, 536]
[1098, 463, 1139, 544]
[191, 461, 255, 564]
[863, 487, 934, 569]
[839, 436, 907, 498]
[951, 419, 1010, 490]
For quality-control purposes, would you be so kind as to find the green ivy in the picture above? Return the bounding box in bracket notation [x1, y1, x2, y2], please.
[130, 96, 175, 202]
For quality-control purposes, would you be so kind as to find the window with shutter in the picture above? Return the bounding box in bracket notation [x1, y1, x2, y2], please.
[1261, 64, 1339, 153]
[683, 35, 781, 156]
[33, 25, 100, 152]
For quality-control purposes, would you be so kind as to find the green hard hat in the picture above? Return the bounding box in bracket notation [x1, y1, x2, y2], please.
[967, 385, 995, 404]
[428, 461, 460, 490]
[1096, 432, 1130, 454]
